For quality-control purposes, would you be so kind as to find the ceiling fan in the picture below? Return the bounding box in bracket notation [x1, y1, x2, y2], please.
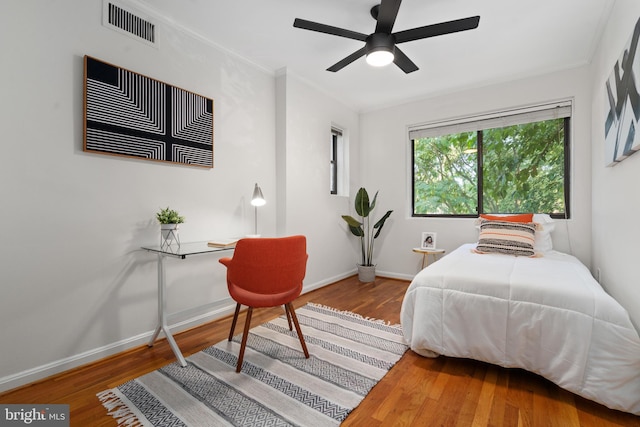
[293, 0, 480, 73]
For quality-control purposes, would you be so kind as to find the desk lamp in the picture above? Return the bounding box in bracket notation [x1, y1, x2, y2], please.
[250, 183, 266, 236]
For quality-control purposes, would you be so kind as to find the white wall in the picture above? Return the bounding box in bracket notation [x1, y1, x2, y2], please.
[360, 67, 593, 278]
[590, 0, 640, 330]
[0, 0, 359, 391]
[3, 0, 638, 394]
[276, 71, 361, 286]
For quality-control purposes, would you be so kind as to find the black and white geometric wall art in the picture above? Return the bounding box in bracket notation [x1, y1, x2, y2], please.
[604, 17, 640, 167]
[84, 56, 214, 168]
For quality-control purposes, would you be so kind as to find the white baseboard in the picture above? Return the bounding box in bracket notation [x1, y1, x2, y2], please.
[376, 270, 415, 281]
[0, 273, 360, 393]
[0, 302, 237, 393]
[301, 270, 356, 293]
[0, 270, 405, 393]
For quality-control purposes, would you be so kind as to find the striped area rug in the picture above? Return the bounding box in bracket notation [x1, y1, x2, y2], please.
[98, 303, 408, 426]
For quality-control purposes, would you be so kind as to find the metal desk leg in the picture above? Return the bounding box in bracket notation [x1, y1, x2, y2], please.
[148, 253, 188, 367]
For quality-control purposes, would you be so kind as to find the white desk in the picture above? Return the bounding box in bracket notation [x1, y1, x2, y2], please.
[141, 241, 234, 366]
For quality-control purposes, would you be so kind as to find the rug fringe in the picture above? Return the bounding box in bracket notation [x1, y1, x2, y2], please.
[306, 302, 401, 328]
[97, 389, 144, 426]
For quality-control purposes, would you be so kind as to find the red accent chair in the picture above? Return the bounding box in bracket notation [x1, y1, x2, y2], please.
[218, 235, 310, 372]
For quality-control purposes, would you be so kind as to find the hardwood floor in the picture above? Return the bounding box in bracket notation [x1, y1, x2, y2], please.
[1, 276, 638, 426]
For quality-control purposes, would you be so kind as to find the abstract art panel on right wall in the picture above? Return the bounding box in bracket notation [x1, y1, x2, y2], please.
[604, 17, 640, 166]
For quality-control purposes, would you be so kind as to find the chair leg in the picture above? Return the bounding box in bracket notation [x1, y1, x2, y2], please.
[236, 306, 253, 373]
[229, 303, 241, 341]
[284, 304, 293, 331]
[287, 302, 309, 358]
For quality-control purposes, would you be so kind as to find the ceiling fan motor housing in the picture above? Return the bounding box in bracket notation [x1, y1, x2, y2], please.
[366, 32, 396, 55]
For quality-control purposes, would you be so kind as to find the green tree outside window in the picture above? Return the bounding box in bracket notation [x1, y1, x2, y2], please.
[413, 118, 568, 217]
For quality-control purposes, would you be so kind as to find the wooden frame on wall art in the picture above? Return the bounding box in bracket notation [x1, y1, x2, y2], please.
[83, 55, 214, 168]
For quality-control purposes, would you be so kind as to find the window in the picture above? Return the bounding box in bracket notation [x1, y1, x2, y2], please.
[411, 102, 571, 218]
[331, 127, 342, 195]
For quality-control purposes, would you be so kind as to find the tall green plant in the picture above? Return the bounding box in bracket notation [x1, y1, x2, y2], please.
[341, 188, 393, 266]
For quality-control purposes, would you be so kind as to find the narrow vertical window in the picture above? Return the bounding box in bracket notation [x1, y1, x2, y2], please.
[331, 128, 342, 195]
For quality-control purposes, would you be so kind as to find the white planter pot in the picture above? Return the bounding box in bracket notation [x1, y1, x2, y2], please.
[357, 265, 376, 283]
[160, 223, 180, 247]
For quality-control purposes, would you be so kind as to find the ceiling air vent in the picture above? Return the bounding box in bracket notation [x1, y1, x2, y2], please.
[102, 0, 158, 47]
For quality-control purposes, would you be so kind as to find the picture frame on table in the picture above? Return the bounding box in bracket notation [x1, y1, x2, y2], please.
[421, 232, 437, 250]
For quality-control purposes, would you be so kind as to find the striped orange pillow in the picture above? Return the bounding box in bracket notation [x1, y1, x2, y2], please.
[475, 220, 537, 257]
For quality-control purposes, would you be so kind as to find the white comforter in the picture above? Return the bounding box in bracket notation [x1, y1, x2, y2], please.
[401, 243, 640, 415]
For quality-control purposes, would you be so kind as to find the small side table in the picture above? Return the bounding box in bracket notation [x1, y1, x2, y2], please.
[412, 248, 445, 269]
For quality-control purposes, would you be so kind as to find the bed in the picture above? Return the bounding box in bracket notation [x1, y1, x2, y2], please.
[400, 242, 640, 415]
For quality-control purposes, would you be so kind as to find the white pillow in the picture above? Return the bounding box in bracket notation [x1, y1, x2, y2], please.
[532, 214, 555, 252]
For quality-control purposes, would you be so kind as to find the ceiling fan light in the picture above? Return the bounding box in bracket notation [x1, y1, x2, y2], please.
[365, 33, 395, 67]
[366, 49, 394, 67]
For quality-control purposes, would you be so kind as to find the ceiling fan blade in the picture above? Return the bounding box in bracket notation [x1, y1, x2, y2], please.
[375, 0, 402, 34]
[394, 16, 480, 44]
[393, 46, 419, 74]
[294, 18, 368, 42]
[327, 47, 367, 72]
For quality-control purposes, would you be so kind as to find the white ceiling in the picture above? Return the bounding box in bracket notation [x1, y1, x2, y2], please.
[136, 0, 615, 112]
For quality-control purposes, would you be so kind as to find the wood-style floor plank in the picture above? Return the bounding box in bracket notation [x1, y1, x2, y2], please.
[1, 276, 638, 426]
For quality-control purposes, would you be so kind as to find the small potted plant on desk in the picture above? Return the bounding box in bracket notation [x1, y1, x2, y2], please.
[156, 207, 185, 247]
[341, 187, 393, 283]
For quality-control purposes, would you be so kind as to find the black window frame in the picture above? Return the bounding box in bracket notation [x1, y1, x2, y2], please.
[411, 116, 571, 220]
[330, 128, 341, 195]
